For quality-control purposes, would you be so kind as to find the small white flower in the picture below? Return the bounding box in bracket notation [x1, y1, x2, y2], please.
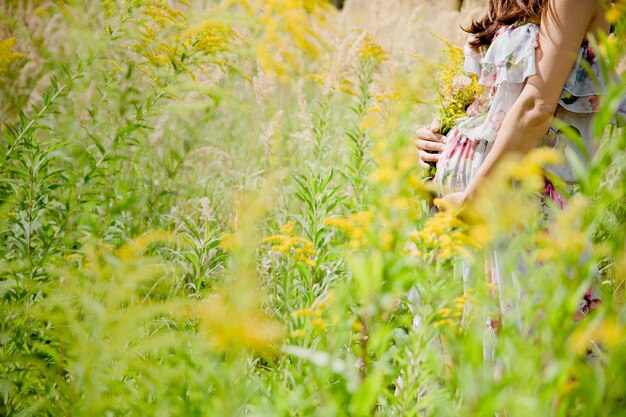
[200, 197, 215, 222]
[260, 111, 283, 160]
[451, 74, 472, 92]
[252, 63, 275, 104]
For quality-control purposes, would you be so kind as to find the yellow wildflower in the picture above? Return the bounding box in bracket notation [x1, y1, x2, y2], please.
[184, 20, 238, 57]
[411, 210, 476, 260]
[280, 221, 295, 236]
[306, 73, 326, 85]
[289, 329, 306, 338]
[312, 290, 335, 308]
[606, 2, 624, 23]
[380, 232, 394, 251]
[372, 91, 400, 102]
[311, 318, 327, 331]
[569, 318, 625, 354]
[432, 292, 471, 330]
[351, 211, 374, 223]
[117, 231, 178, 259]
[325, 211, 374, 249]
[295, 246, 317, 256]
[219, 232, 239, 251]
[63, 253, 83, 262]
[324, 217, 351, 230]
[235, 0, 331, 83]
[369, 165, 399, 184]
[262, 223, 317, 266]
[295, 255, 317, 267]
[433, 34, 486, 134]
[0, 38, 25, 74]
[292, 291, 333, 331]
[523, 146, 564, 167]
[433, 318, 453, 328]
[339, 85, 359, 96]
[196, 293, 284, 355]
[359, 36, 388, 63]
[293, 308, 315, 318]
[454, 294, 468, 310]
[534, 195, 589, 263]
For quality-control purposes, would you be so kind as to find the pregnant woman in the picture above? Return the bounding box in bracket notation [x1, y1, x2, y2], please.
[415, 0, 626, 329]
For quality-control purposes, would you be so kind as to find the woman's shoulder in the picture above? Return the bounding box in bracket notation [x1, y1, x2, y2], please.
[463, 22, 540, 87]
[462, 22, 623, 117]
[463, 22, 539, 55]
[483, 23, 540, 65]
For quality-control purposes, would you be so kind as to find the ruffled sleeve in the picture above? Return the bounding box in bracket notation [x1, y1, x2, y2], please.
[557, 43, 626, 122]
[478, 23, 539, 87]
[559, 44, 607, 113]
[463, 39, 482, 77]
[454, 25, 541, 143]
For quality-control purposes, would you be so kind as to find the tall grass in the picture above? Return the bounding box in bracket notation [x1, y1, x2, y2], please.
[1, 1, 625, 416]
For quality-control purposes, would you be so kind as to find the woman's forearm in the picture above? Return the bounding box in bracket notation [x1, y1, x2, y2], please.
[463, 89, 554, 202]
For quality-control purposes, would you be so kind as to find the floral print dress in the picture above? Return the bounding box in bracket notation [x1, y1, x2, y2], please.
[433, 23, 626, 329]
[435, 22, 626, 192]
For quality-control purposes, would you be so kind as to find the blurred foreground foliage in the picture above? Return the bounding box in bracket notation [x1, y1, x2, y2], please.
[1, 1, 626, 416]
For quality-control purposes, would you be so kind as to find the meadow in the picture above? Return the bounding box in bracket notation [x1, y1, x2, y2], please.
[1, 1, 626, 416]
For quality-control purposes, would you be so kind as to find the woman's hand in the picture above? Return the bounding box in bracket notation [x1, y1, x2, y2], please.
[435, 192, 466, 211]
[414, 119, 446, 170]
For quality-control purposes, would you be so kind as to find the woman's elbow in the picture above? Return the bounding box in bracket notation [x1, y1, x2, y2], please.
[519, 93, 557, 128]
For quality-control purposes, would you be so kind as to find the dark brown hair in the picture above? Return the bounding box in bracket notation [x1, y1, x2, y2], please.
[464, 0, 548, 48]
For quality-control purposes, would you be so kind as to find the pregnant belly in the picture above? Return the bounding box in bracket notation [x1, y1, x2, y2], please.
[434, 127, 494, 194]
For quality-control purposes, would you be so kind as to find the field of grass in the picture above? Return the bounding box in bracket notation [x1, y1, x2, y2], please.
[1, 1, 626, 416]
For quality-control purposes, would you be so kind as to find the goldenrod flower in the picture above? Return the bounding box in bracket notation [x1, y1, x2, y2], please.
[433, 318, 453, 328]
[433, 35, 486, 134]
[606, 2, 624, 23]
[0, 38, 24, 74]
[306, 73, 326, 85]
[196, 293, 284, 355]
[339, 85, 359, 96]
[292, 292, 333, 332]
[289, 329, 306, 338]
[63, 253, 83, 263]
[312, 290, 334, 308]
[311, 318, 327, 331]
[569, 318, 625, 354]
[117, 230, 179, 259]
[262, 223, 317, 266]
[280, 221, 295, 236]
[359, 36, 388, 63]
[534, 195, 589, 263]
[372, 91, 400, 102]
[324, 211, 374, 249]
[411, 210, 476, 260]
[293, 308, 315, 318]
[219, 232, 239, 251]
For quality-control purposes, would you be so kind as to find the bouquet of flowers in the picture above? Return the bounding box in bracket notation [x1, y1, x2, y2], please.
[433, 35, 485, 135]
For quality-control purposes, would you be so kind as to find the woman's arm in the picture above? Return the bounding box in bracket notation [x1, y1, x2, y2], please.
[460, 0, 600, 203]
